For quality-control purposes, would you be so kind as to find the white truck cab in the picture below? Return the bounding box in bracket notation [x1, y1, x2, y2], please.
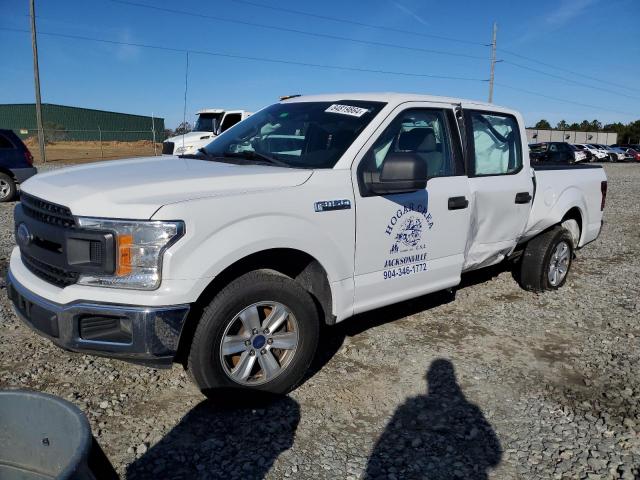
[163, 108, 252, 156]
[8, 93, 607, 396]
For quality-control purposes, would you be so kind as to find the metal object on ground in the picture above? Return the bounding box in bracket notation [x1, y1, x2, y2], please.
[0, 390, 117, 479]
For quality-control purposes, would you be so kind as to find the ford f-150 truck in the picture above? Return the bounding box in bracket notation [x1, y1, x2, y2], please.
[7, 93, 607, 395]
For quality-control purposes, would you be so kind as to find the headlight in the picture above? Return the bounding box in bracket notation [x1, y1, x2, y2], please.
[76, 218, 184, 290]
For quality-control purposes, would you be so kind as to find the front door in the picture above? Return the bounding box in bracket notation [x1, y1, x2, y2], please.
[462, 108, 533, 270]
[352, 103, 471, 314]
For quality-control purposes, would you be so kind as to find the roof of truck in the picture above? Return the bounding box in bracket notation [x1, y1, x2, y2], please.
[196, 109, 225, 114]
[281, 92, 498, 109]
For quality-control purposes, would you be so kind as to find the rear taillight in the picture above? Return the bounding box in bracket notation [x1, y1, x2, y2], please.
[24, 148, 34, 166]
[601, 181, 607, 211]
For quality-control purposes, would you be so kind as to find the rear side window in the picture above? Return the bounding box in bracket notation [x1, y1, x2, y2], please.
[467, 112, 522, 176]
[0, 134, 14, 149]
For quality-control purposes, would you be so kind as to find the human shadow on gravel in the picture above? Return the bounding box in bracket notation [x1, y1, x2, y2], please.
[126, 394, 299, 480]
[364, 359, 502, 480]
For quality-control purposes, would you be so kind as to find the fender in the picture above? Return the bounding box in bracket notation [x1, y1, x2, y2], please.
[168, 214, 350, 282]
[153, 188, 356, 320]
[524, 184, 587, 245]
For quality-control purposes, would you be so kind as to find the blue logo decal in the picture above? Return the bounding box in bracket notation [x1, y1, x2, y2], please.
[252, 335, 266, 349]
[396, 217, 423, 247]
[17, 223, 32, 246]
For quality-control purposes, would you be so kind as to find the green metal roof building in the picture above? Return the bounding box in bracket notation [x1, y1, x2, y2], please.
[0, 103, 165, 142]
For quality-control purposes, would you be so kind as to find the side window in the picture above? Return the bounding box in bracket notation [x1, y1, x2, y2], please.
[219, 113, 242, 133]
[469, 112, 522, 175]
[549, 144, 558, 152]
[0, 134, 14, 149]
[363, 108, 456, 179]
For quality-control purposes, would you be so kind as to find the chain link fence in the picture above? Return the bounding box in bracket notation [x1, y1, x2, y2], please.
[22, 128, 165, 163]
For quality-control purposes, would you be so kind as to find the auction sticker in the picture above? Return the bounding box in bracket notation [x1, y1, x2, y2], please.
[325, 104, 369, 117]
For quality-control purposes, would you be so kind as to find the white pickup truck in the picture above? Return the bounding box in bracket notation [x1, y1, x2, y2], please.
[8, 93, 607, 395]
[162, 108, 252, 156]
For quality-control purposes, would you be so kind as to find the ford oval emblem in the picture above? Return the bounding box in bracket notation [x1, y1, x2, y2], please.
[17, 223, 32, 246]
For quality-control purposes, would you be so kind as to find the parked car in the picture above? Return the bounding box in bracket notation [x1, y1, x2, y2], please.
[0, 129, 37, 202]
[8, 93, 607, 395]
[529, 142, 587, 164]
[587, 144, 611, 161]
[612, 144, 640, 151]
[163, 109, 252, 155]
[608, 146, 630, 162]
[624, 148, 640, 162]
[593, 144, 623, 162]
[575, 143, 607, 162]
[572, 144, 594, 162]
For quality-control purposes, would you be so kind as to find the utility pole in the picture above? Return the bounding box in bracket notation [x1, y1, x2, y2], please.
[29, 0, 46, 163]
[488, 22, 497, 104]
[151, 112, 157, 156]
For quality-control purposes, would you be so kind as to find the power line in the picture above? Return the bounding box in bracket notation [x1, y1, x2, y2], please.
[226, 0, 488, 46]
[110, 0, 640, 102]
[1, 27, 488, 82]
[502, 61, 640, 101]
[498, 48, 640, 94]
[494, 82, 636, 117]
[106, 0, 488, 60]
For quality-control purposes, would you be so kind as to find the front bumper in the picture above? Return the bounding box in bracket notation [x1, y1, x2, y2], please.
[6, 269, 190, 367]
[11, 167, 38, 183]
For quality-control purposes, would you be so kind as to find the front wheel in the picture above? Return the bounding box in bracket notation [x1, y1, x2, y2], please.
[519, 226, 574, 292]
[188, 270, 320, 396]
[0, 173, 17, 202]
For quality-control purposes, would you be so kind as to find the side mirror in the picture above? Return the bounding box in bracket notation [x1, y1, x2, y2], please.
[364, 153, 427, 195]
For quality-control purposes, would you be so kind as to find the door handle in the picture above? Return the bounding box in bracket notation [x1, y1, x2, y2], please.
[448, 196, 469, 210]
[515, 192, 532, 204]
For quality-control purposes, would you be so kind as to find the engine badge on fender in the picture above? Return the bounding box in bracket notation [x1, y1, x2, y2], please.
[314, 199, 351, 212]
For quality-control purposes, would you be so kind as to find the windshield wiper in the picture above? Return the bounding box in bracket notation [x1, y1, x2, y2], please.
[177, 148, 211, 160]
[222, 151, 291, 168]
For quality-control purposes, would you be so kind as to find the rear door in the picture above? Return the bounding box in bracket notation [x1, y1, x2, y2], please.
[0, 131, 20, 167]
[462, 108, 533, 270]
[352, 102, 471, 313]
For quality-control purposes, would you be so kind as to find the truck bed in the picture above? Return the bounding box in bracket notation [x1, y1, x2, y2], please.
[523, 164, 606, 248]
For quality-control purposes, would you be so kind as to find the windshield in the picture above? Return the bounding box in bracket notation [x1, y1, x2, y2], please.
[203, 101, 385, 168]
[194, 113, 223, 133]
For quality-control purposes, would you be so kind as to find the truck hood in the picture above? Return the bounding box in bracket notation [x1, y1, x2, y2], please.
[21, 156, 313, 219]
[165, 131, 216, 145]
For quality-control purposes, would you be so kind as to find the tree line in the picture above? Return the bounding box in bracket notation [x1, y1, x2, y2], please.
[530, 119, 640, 143]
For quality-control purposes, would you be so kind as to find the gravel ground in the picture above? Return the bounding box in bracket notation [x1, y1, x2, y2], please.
[1, 163, 639, 479]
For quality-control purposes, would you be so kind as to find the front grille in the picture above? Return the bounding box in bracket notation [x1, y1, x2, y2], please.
[21, 193, 75, 228]
[22, 251, 79, 288]
[162, 142, 174, 154]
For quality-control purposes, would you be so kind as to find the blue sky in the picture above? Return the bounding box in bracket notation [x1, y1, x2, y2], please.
[1, 0, 639, 129]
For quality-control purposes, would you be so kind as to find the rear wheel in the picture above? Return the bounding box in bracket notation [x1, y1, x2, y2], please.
[519, 226, 574, 292]
[0, 173, 16, 202]
[188, 270, 320, 396]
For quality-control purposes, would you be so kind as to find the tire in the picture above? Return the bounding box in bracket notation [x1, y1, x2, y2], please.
[519, 226, 574, 292]
[188, 270, 320, 396]
[0, 173, 17, 202]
